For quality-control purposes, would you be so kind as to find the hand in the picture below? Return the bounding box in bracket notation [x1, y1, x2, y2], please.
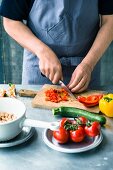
[38, 46, 63, 84]
[67, 62, 92, 93]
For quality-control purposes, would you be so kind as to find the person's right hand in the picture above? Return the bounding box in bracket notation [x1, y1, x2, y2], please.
[37, 45, 63, 84]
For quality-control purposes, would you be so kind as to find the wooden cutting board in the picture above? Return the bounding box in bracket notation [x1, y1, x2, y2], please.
[31, 84, 104, 113]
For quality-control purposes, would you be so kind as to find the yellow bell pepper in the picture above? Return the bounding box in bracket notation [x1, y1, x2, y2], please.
[99, 94, 113, 117]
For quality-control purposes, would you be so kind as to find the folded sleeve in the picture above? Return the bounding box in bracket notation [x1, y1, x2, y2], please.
[0, 0, 31, 21]
[99, 0, 113, 15]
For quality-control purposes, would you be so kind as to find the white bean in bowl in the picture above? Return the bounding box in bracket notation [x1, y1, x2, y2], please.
[0, 112, 16, 123]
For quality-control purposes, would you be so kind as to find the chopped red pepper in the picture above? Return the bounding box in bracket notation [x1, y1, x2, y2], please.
[77, 94, 103, 107]
[45, 88, 69, 103]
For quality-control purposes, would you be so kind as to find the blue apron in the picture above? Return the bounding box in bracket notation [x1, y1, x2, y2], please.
[22, 0, 101, 88]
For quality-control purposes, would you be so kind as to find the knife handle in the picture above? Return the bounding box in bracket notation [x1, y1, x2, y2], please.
[18, 89, 37, 97]
[41, 73, 46, 77]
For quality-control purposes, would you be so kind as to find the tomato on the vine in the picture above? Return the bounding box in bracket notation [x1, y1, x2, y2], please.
[70, 126, 85, 142]
[60, 118, 70, 127]
[53, 127, 69, 144]
[71, 119, 77, 125]
[78, 116, 88, 126]
[85, 121, 101, 137]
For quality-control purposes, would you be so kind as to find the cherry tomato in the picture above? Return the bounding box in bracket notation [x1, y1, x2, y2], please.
[60, 118, 69, 127]
[71, 119, 77, 125]
[70, 126, 85, 142]
[53, 127, 69, 144]
[78, 116, 88, 125]
[85, 121, 101, 137]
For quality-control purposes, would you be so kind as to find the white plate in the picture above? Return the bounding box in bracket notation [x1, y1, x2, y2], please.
[43, 129, 103, 153]
[0, 127, 35, 148]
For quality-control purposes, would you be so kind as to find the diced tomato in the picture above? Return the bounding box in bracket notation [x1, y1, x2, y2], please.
[45, 88, 69, 103]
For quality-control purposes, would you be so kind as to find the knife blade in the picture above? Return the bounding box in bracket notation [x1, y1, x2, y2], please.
[59, 80, 76, 100]
[41, 73, 76, 100]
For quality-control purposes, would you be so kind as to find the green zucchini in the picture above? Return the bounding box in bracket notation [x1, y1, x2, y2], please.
[52, 106, 106, 125]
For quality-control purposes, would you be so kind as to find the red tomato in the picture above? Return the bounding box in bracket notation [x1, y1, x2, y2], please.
[71, 119, 77, 125]
[78, 116, 88, 127]
[85, 121, 101, 137]
[45, 88, 69, 103]
[78, 116, 88, 125]
[70, 126, 85, 142]
[60, 118, 69, 127]
[53, 127, 69, 144]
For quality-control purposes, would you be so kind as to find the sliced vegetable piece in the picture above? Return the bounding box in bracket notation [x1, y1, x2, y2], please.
[45, 88, 69, 103]
[77, 94, 103, 107]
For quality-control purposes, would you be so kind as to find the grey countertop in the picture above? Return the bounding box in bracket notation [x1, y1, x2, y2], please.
[0, 85, 113, 170]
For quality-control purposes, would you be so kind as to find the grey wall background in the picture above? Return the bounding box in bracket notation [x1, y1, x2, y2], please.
[0, 0, 113, 85]
[0, 15, 3, 83]
[0, 18, 23, 84]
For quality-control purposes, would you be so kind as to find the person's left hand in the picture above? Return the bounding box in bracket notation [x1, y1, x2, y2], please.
[67, 63, 92, 93]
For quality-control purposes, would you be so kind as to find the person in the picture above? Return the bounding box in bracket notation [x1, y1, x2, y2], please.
[0, 0, 113, 93]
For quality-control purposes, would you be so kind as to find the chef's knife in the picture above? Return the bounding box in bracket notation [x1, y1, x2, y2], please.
[41, 73, 76, 100]
[59, 80, 76, 100]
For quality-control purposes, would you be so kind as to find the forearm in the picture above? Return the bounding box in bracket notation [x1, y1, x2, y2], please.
[3, 17, 47, 58]
[3, 18, 63, 83]
[81, 15, 113, 71]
